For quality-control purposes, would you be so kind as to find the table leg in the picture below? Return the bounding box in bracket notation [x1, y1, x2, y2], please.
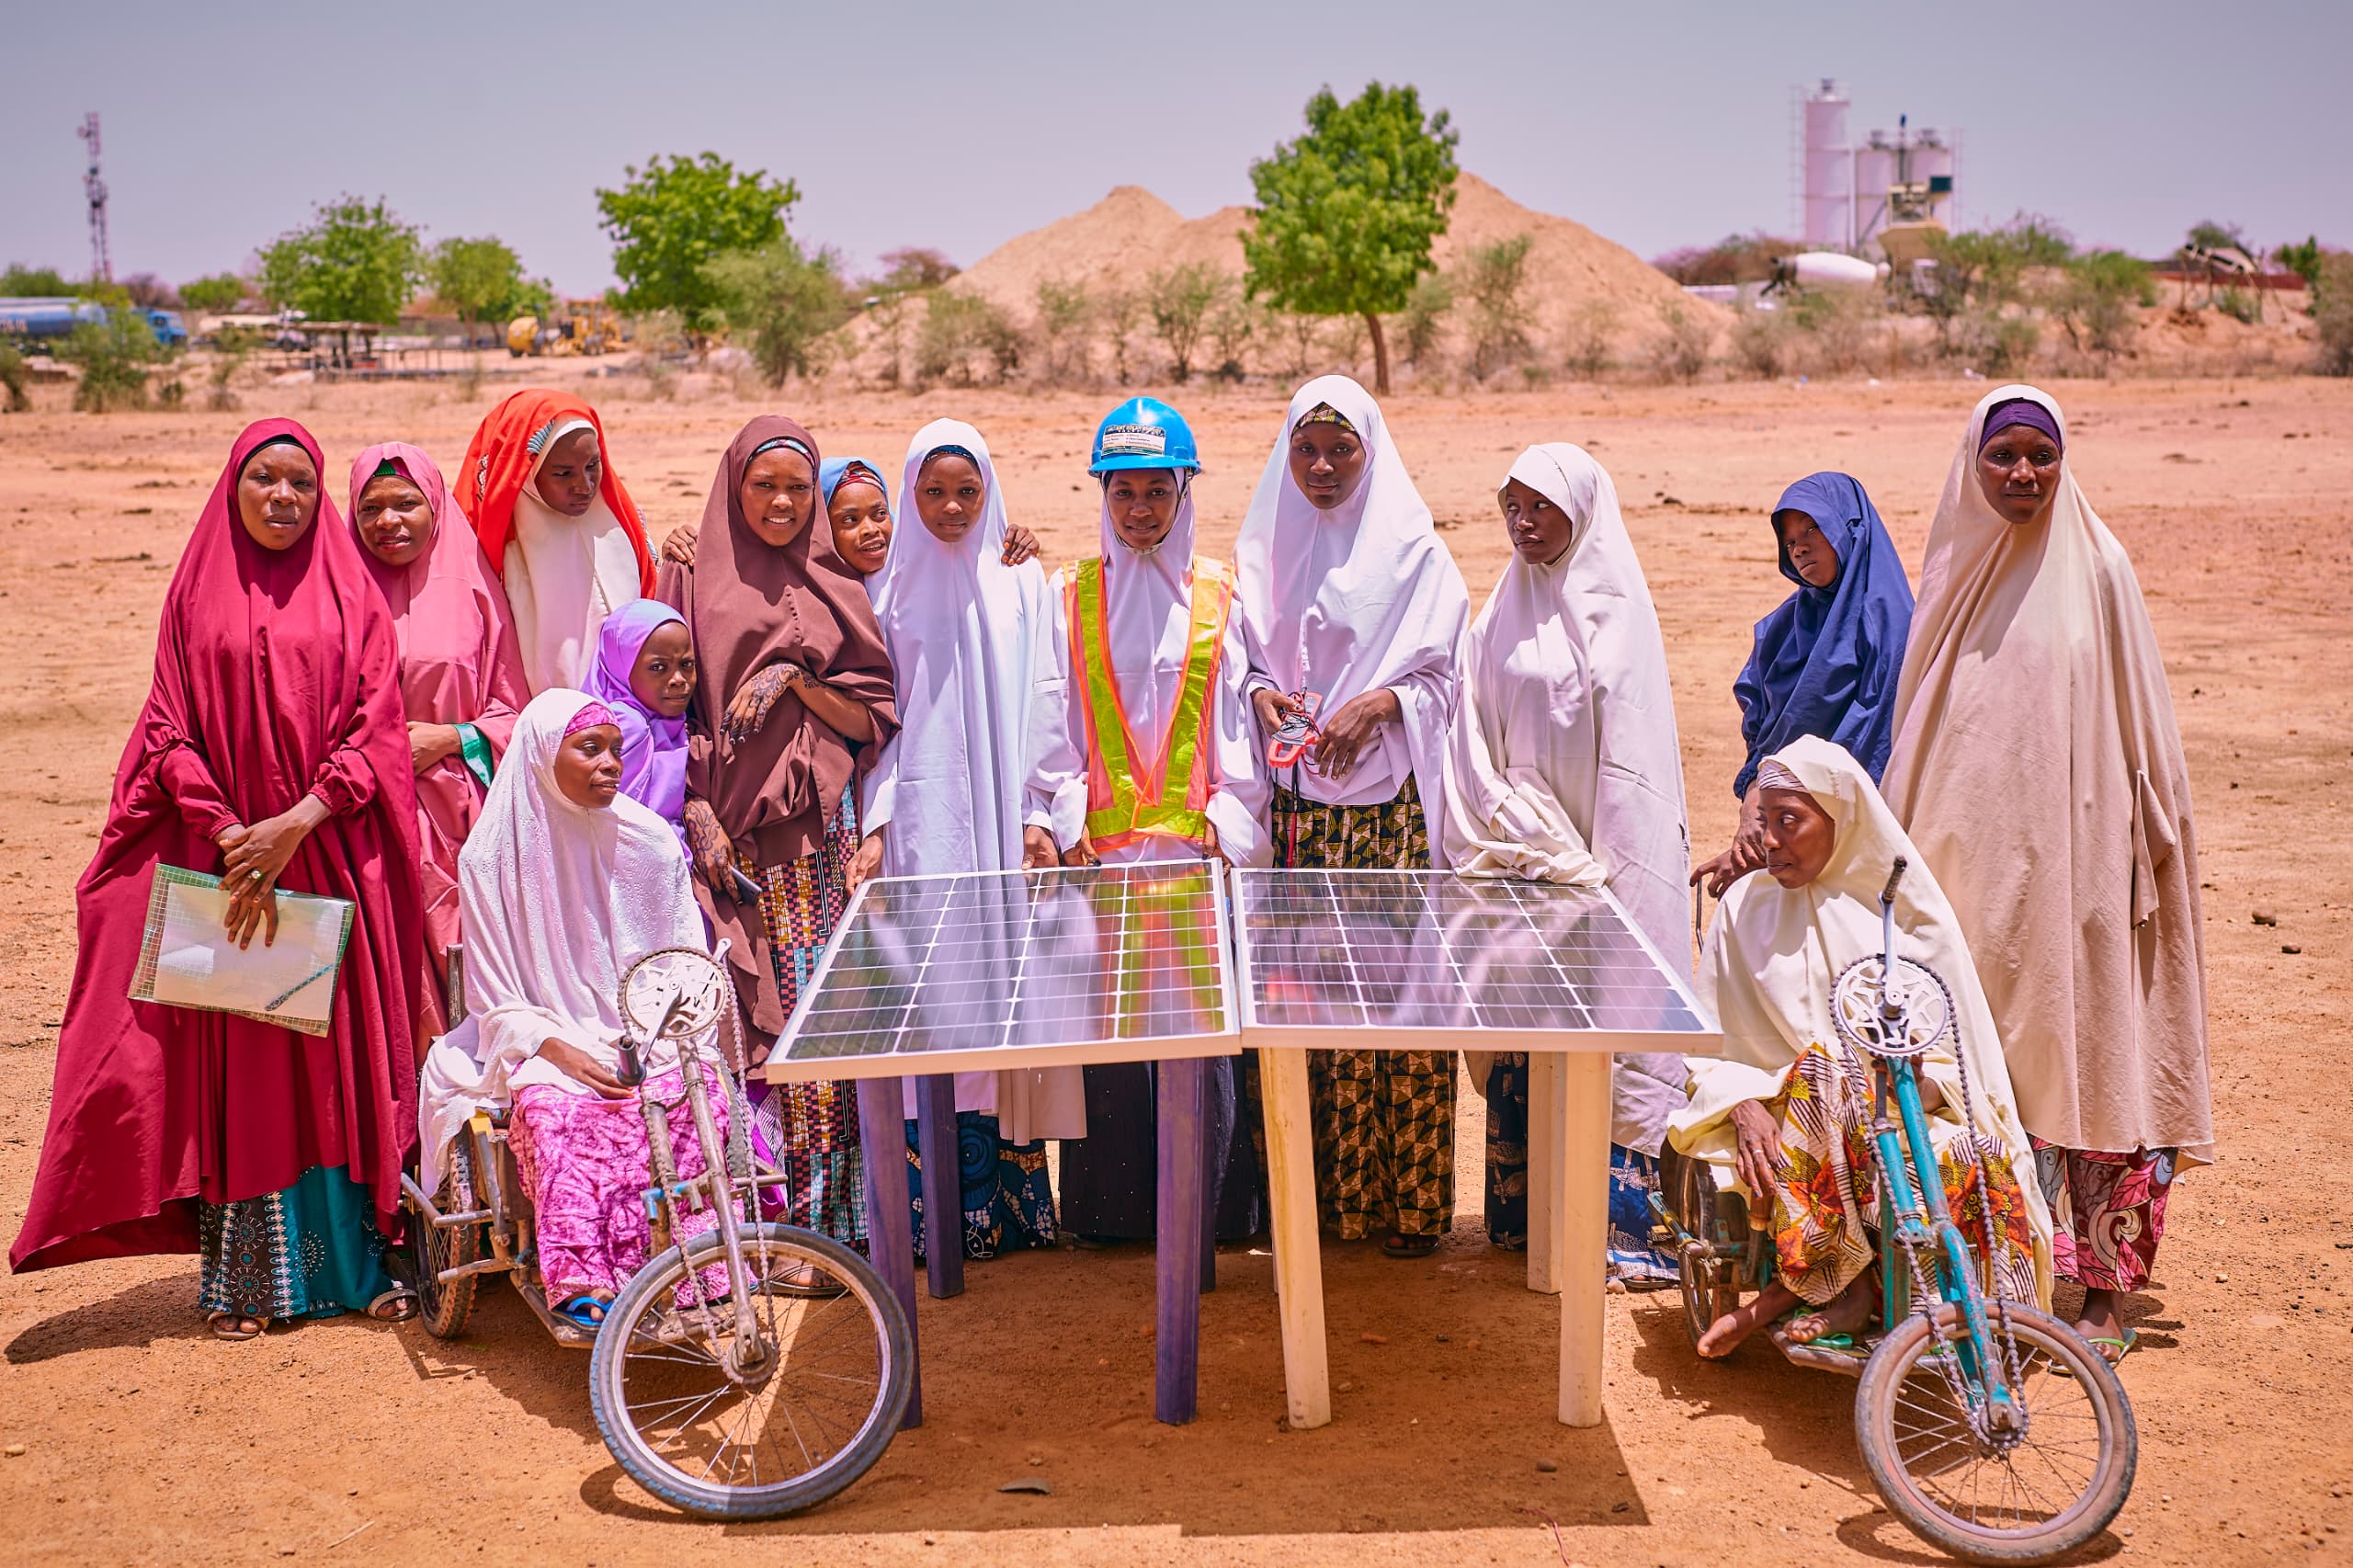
[857, 1074, 922, 1428]
[1527, 1051, 1565, 1295]
[1558, 1051, 1611, 1428]
[1154, 1056, 1206, 1425]
[1199, 1062, 1218, 1292]
[915, 1074, 964, 1299]
[1256, 1046, 1329, 1430]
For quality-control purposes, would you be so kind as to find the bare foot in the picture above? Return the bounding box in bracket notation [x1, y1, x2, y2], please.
[1784, 1273, 1876, 1343]
[1698, 1278, 1800, 1359]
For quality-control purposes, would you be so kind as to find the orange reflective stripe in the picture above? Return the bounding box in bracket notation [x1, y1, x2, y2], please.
[1068, 556, 1233, 852]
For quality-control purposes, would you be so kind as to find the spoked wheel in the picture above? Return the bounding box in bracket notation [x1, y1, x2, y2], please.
[412, 1141, 480, 1340]
[1670, 1153, 1745, 1346]
[1856, 1301, 2135, 1563]
[588, 1221, 913, 1518]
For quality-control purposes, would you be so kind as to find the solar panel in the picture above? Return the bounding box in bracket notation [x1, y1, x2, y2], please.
[762, 863, 1238, 1083]
[1231, 869, 1713, 1051]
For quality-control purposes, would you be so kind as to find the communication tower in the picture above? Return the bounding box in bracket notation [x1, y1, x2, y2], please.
[79, 111, 111, 285]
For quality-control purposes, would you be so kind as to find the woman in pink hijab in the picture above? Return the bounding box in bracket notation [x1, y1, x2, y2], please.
[348, 443, 530, 1051]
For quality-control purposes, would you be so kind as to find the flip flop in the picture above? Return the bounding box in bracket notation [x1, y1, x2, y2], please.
[1381, 1233, 1441, 1259]
[553, 1294, 608, 1332]
[2086, 1329, 2138, 1367]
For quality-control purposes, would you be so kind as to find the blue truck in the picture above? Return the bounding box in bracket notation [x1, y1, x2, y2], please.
[0, 297, 188, 349]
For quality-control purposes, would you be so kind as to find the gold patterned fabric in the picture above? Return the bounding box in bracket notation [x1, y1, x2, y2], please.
[1270, 775, 1455, 1240]
[1760, 1040, 2040, 1307]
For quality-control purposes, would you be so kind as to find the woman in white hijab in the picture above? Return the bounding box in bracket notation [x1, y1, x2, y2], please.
[853, 418, 1086, 1259]
[1237, 375, 1470, 1256]
[1441, 443, 1690, 1282]
[1671, 735, 2052, 1358]
[460, 389, 654, 694]
[1038, 397, 1269, 1246]
[420, 687, 723, 1329]
[1881, 385, 2210, 1365]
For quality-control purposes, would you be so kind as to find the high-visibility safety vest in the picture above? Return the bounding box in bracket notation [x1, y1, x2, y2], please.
[1064, 554, 1234, 854]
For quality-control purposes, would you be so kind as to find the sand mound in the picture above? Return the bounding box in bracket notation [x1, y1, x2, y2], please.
[946, 173, 1717, 361]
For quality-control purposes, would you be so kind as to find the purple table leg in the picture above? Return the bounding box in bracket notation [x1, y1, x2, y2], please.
[857, 1074, 922, 1428]
[1199, 1068, 1217, 1292]
[915, 1074, 964, 1299]
[1154, 1055, 1206, 1425]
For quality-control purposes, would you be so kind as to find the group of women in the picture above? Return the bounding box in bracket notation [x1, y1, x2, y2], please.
[10, 373, 2208, 1370]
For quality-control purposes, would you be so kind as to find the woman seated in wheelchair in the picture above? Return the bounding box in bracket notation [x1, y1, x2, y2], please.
[1672, 737, 2052, 1358]
[423, 688, 730, 1331]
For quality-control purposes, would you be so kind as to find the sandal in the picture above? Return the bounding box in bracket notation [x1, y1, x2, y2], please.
[553, 1294, 608, 1332]
[367, 1288, 417, 1324]
[1381, 1233, 1441, 1259]
[207, 1311, 267, 1341]
[2085, 1329, 2138, 1367]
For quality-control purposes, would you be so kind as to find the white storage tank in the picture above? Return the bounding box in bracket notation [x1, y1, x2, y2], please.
[1802, 80, 1852, 250]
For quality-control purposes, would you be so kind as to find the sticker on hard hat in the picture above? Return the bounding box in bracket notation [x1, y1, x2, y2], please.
[1099, 424, 1168, 457]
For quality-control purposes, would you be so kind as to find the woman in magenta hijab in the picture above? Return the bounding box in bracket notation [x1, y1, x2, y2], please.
[11, 420, 426, 1340]
[348, 442, 530, 1049]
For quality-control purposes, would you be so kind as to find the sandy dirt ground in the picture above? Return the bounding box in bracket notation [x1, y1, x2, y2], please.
[0, 369, 2347, 1567]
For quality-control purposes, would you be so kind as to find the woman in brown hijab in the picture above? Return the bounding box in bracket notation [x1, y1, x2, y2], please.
[657, 415, 897, 1245]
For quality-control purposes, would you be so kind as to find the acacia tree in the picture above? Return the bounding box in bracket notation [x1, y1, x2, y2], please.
[256, 196, 423, 324]
[1242, 82, 1459, 394]
[429, 235, 536, 348]
[1148, 262, 1225, 382]
[596, 153, 796, 334]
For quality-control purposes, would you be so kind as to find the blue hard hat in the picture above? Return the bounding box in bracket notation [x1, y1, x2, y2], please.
[1088, 396, 1199, 474]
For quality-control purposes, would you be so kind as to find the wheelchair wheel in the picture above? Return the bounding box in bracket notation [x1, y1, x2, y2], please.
[1856, 1301, 2135, 1563]
[413, 1140, 480, 1340]
[588, 1221, 913, 1519]
[1671, 1153, 1744, 1346]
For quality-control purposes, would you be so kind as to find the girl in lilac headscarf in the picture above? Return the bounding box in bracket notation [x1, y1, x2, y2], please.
[583, 598, 694, 848]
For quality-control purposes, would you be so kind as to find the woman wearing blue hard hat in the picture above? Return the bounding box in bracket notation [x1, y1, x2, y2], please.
[1042, 397, 1269, 1245]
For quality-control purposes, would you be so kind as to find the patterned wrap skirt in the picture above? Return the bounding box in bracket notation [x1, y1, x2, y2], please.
[748, 795, 866, 1245]
[1759, 1041, 2040, 1307]
[1269, 774, 1456, 1242]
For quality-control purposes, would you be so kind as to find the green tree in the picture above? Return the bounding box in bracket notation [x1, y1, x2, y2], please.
[596, 153, 797, 332]
[704, 237, 855, 386]
[60, 308, 168, 412]
[1242, 81, 1460, 394]
[2052, 250, 2154, 367]
[1, 263, 76, 296]
[2274, 236, 2323, 291]
[0, 341, 32, 413]
[257, 196, 423, 324]
[1147, 262, 1226, 383]
[428, 235, 535, 348]
[179, 273, 248, 314]
[916, 291, 1020, 387]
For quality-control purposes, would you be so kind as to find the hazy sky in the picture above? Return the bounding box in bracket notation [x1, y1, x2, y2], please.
[5, 1, 2346, 295]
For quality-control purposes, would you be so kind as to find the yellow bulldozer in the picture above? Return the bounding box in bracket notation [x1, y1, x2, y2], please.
[506, 298, 624, 358]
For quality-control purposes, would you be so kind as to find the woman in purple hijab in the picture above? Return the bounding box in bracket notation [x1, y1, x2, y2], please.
[583, 598, 694, 847]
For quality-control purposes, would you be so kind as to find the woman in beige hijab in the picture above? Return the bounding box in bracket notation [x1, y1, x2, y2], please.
[1881, 385, 2211, 1365]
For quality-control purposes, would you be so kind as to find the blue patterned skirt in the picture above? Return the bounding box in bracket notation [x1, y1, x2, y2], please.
[198, 1165, 396, 1320]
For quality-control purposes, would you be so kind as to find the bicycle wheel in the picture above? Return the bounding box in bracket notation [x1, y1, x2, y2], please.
[1856, 1301, 2135, 1564]
[412, 1141, 480, 1340]
[588, 1221, 913, 1518]
[1671, 1153, 1740, 1346]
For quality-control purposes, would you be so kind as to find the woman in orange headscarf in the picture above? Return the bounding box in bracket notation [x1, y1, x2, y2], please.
[460, 389, 654, 693]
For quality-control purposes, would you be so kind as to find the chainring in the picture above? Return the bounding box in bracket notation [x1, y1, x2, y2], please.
[1831, 954, 1955, 1060]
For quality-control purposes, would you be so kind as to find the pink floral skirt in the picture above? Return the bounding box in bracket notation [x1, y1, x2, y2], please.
[510, 1066, 732, 1302]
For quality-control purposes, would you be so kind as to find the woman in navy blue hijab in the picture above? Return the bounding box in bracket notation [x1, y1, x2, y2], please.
[1692, 471, 1913, 894]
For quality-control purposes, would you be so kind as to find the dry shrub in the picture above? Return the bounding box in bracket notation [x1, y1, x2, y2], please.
[1790, 289, 1878, 375]
[1646, 302, 1712, 383]
[1561, 299, 1618, 379]
[2314, 253, 2353, 377]
[1730, 310, 1792, 380]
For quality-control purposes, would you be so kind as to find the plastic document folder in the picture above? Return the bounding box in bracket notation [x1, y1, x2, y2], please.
[130, 865, 356, 1036]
